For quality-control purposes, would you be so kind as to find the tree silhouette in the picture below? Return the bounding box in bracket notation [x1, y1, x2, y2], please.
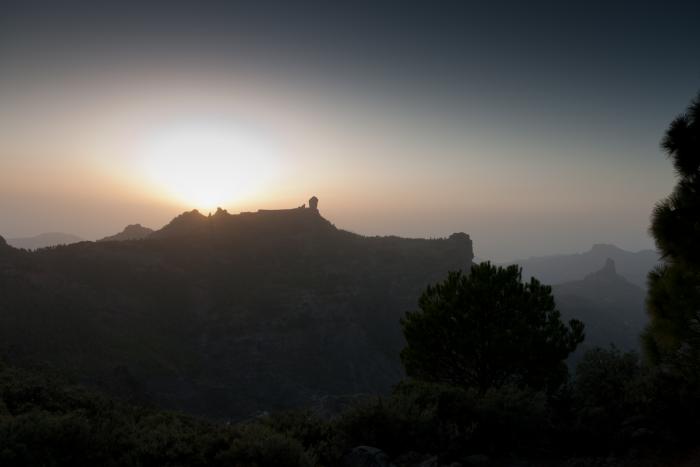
[400, 263, 584, 393]
[643, 93, 700, 380]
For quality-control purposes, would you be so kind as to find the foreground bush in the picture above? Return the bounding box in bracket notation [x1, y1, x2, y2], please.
[0, 363, 313, 467]
[3, 359, 700, 466]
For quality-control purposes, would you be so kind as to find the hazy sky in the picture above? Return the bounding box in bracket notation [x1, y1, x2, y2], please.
[1, 1, 699, 261]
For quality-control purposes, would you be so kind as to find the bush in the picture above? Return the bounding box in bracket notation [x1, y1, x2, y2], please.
[257, 410, 341, 465]
[332, 380, 553, 463]
[216, 424, 314, 467]
[0, 363, 317, 467]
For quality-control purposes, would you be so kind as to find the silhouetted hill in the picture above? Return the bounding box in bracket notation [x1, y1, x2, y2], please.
[99, 224, 154, 242]
[6, 232, 83, 250]
[0, 199, 473, 419]
[151, 208, 211, 238]
[150, 205, 338, 241]
[509, 244, 659, 288]
[553, 258, 647, 355]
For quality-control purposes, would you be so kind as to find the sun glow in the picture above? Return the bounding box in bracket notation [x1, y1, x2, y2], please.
[140, 121, 279, 211]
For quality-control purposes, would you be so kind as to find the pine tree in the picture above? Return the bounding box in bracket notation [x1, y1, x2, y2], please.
[643, 93, 700, 381]
[400, 263, 584, 393]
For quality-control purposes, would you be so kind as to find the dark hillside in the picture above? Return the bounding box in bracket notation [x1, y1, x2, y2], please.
[0, 204, 473, 419]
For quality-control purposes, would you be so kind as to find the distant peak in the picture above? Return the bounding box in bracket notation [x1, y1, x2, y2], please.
[0, 235, 6, 247]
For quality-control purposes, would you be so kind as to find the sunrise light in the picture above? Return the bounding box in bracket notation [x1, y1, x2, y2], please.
[139, 121, 278, 211]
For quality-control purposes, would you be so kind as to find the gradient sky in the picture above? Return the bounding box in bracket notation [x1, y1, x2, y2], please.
[1, 0, 699, 261]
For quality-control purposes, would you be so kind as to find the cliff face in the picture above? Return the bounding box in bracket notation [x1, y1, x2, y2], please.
[0, 206, 473, 419]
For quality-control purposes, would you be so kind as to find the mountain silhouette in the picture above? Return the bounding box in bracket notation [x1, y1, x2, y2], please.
[6, 232, 83, 250]
[150, 204, 332, 240]
[553, 258, 647, 354]
[99, 224, 154, 242]
[0, 198, 473, 419]
[508, 243, 659, 288]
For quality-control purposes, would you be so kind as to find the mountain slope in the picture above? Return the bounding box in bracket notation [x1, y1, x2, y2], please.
[0, 202, 473, 419]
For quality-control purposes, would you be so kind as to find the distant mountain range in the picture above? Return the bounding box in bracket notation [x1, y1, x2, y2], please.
[6, 232, 83, 250]
[6, 223, 155, 248]
[507, 243, 660, 289]
[0, 199, 473, 419]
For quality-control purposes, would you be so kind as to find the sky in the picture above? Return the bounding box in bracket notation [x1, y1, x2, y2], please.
[1, 0, 699, 261]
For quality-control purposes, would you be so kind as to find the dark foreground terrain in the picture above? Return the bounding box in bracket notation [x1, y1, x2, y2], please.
[1, 361, 698, 467]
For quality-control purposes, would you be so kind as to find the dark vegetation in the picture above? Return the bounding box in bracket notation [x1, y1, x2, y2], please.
[1, 94, 699, 465]
[401, 263, 584, 393]
[0, 347, 695, 466]
[644, 94, 700, 389]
